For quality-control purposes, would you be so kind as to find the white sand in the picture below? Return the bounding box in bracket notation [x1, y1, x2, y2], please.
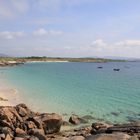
[0, 71, 22, 107]
[27, 60, 69, 63]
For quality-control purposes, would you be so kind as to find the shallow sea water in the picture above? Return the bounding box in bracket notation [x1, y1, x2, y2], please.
[0, 62, 140, 123]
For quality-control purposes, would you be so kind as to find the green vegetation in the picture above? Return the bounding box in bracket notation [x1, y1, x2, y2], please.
[0, 56, 127, 63]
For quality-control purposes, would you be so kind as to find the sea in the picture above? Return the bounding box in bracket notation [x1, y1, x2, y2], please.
[0, 61, 140, 123]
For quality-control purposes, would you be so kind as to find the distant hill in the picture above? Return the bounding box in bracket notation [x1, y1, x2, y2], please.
[0, 53, 10, 57]
[86, 56, 140, 61]
[102, 56, 140, 61]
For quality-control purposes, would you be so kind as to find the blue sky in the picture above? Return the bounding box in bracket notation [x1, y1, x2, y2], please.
[0, 0, 140, 58]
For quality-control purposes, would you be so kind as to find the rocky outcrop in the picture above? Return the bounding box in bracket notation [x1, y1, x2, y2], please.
[88, 122, 140, 140]
[106, 123, 140, 134]
[0, 104, 140, 140]
[91, 122, 140, 135]
[0, 61, 24, 67]
[47, 122, 140, 140]
[0, 104, 62, 140]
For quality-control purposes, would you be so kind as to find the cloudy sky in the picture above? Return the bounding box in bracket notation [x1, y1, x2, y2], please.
[0, 0, 140, 58]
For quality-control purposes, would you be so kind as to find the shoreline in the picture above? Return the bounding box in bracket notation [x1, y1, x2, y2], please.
[0, 76, 140, 139]
[26, 60, 69, 63]
[0, 103, 140, 140]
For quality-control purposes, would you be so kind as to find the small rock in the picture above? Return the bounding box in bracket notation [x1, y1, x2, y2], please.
[92, 123, 109, 130]
[26, 121, 37, 129]
[0, 97, 8, 101]
[0, 133, 5, 139]
[17, 106, 27, 117]
[0, 120, 13, 129]
[69, 115, 80, 125]
[15, 128, 27, 137]
[16, 104, 35, 119]
[1, 127, 13, 138]
[91, 122, 109, 134]
[28, 129, 46, 140]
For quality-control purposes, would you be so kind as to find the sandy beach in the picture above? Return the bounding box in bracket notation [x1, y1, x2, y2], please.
[27, 60, 69, 63]
[0, 86, 21, 106]
[0, 74, 21, 106]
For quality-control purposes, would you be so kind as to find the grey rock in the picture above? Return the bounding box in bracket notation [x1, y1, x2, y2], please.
[106, 123, 140, 133]
[38, 113, 62, 134]
[85, 133, 131, 140]
[69, 115, 87, 125]
[69, 115, 80, 125]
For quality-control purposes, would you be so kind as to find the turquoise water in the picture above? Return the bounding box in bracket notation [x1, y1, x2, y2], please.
[0, 62, 140, 123]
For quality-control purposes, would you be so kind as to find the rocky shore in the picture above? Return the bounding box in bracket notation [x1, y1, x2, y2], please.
[0, 104, 140, 140]
[0, 61, 24, 67]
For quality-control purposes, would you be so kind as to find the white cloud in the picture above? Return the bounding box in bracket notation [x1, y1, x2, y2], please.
[33, 28, 47, 36]
[0, 28, 63, 40]
[116, 40, 140, 46]
[0, 31, 25, 40]
[89, 39, 140, 58]
[91, 39, 140, 49]
[33, 28, 63, 36]
[91, 39, 107, 47]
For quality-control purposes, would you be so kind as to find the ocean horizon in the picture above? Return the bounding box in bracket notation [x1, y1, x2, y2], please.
[0, 61, 140, 124]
